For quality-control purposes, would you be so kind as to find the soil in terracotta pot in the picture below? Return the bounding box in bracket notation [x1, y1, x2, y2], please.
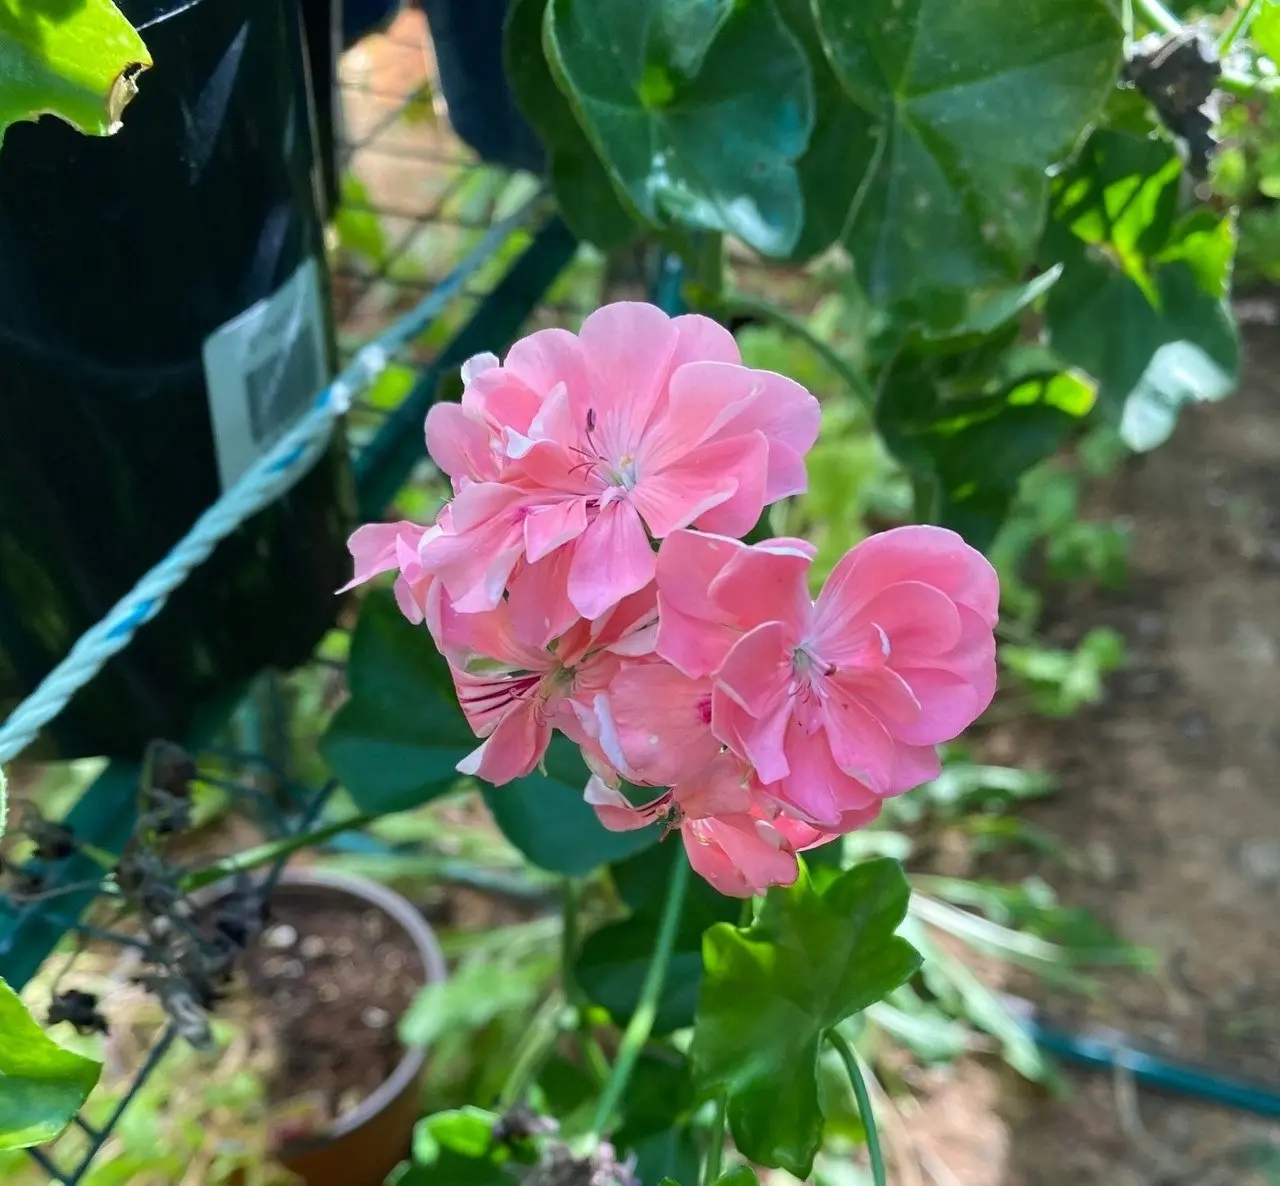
[242, 893, 426, 1141]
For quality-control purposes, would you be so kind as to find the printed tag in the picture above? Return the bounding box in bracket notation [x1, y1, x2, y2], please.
[202, 257, 328, 491]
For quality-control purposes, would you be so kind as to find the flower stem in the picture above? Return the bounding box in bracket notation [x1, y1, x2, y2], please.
[589, 849, 691, 1139]
[1219, 0, 1264, 53]
[701, 1094, 728, 1186]
[499, 994, 565, 1108]
[561, 878, 612, 1084]
[721, 292, 877, 414]
[828, 1029, 885, 1186]
[1132, 0, 1181, 35]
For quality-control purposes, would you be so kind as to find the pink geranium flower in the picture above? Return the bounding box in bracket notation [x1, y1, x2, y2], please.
[419, 302, 820, 625]
[655, 525, 999, 827]
[584, 752, 843, 897]
[445, 587, 658, 786]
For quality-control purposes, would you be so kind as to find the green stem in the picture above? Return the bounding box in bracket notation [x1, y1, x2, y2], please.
[701, 1094, 728, 1186]
[723, 292, 877, 413]
[177, 812, 375, 892]
[828, 1030, 885, 1186]
[560, 879, 612, 1085]
[589, 850, 691, 1139]
[499, 995, 565, 1108]
[1219, 0, 1263, 53]
[1132, 0, 1181, 35]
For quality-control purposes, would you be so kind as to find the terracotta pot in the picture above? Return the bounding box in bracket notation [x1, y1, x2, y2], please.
[267, 868, 445, 1186]
[197, 868, 445, 1186]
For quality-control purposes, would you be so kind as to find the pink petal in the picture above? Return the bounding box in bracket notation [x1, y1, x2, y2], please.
[669, 313, 742, 370]
[707, 369, 820, 503]
[339, 521, 421, 592]
[509, 438, 599, 495]
[654, 530, 742, 678]
[567, 500, 656, 620]
[675, 751, 755, 819]
[585, 778, 672, 832]
[709, 539, 813, 637]
[888, 667, 984, 746]
[506, 550, 580, 649]
[824, 526, 1000, 627]
[456, 703, 551, 785]
[639, 361, 761, 473]
[604, 662, 719, 787]
[819, 691, 898, 793]
[827, 580, 962, 661]
[888, 743, 942, 793]
[712, 678, 793, 785]
[682, 815, 799, 897]
[524, 498, 590, 562]
[503, 327, 591, 403]
[577, 303, 679, 457]
[830, 666, 922, 730]
[777, 715, 882, 825]
[631, 434, 767, 537]
[425, 403, 498, 484]
[683, 432, 770, 539]
[715, 621, 794, 718]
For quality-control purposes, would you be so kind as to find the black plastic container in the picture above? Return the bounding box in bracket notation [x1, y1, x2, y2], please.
[0, 0, 356, 760]
[420, 0, 544, 173]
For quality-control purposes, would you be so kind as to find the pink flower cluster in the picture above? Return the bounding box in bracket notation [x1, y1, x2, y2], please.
[343, 303, 998, 896]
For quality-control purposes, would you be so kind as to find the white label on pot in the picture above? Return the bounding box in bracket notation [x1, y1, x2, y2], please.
[202, 256, 328, 491]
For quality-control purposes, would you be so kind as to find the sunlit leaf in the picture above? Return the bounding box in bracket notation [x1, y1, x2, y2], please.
[0, 0, 151, 145]
[691, 859, 920, 1178]
[0, 978, 101, 1150]
[1043, 129, 1239, 451]
[878, 357, 1098, 552]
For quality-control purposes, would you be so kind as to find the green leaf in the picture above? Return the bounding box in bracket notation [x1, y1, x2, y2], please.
[809, 0, 1123, 303]
[1252, 1, 1280, 62]
[691, 859, 921, 1178]
[0, 0, 151, 145]
[715, 1170, 761, 1186]
[878, 359, 1097, 552]
[544, 0, 814, 255]
[613, 1052, 698, 1185]
[408, 1108, 517, 1185]
[505, 0, 639, 249]
[482, 738, 659, 876]
[0, 766, 7, 839]
[0, 977, 101, 1150]
[320, 591, 477, 815]
[1043, 129, 1239, 452]
[576, 841, 739, 1034]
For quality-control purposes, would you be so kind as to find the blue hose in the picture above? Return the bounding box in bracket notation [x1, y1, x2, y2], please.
[1018, 1009, 1280, 1118]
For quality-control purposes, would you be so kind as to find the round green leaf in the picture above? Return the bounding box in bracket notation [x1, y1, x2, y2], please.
[319, 590, 478, 815]
[544, 0, 814, 255]
[0, 0, 150, 145]
[691, 859, 921, 1178]
[505, 0, 639, 249]
[0, 977, 101, 1150]
[811, 0, 1123, 303]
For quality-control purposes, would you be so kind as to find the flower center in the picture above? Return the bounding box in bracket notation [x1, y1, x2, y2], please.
[604, 454, 639, 490]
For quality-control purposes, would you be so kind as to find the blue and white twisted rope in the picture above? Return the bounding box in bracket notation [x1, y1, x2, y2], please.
[0, 199, 540, 764]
